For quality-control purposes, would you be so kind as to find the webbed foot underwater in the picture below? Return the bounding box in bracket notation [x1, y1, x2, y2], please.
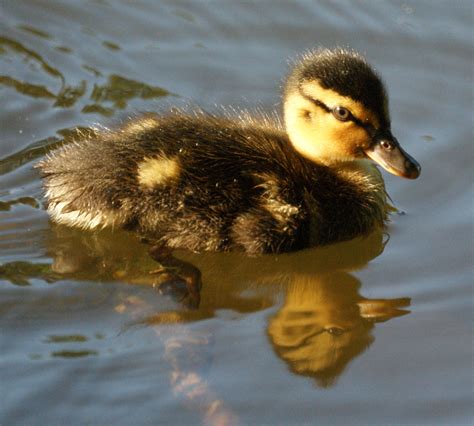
[37, 48, 420, 255]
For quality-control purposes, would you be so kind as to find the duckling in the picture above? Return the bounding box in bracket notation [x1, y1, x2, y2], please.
[38, 48, 420, 255]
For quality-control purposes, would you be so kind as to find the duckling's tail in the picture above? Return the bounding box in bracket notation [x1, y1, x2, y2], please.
[37, 144, 130, 231]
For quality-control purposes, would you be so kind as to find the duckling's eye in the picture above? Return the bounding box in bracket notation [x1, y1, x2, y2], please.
[325, 327, 345, 336]
[332, 106, 351, 122]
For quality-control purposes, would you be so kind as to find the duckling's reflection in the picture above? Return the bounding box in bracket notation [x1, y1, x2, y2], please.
[268, 273, 408, 387]
[40, 224, 410, 389]
[20, 225, 409, 424]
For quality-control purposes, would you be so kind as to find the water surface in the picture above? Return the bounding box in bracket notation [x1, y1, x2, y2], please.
[0, 1, 472, 425]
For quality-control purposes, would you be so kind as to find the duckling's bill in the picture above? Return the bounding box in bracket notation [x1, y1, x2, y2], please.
[365, 132, 421, 179]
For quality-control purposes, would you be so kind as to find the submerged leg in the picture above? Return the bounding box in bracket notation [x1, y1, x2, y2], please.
[148, 244, 202, 309]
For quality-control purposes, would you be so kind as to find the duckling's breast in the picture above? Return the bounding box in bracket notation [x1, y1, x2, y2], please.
[304, 160, 388, 246]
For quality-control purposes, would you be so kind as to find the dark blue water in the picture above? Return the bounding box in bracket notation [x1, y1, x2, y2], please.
[1, 1, 472, 425]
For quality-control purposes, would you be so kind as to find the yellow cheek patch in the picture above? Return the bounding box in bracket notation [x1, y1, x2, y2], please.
[319, 119, 371, 152]
[300, 81, 380, 128]
[137, 156, 180, 189]
[287, 100, 370, 163]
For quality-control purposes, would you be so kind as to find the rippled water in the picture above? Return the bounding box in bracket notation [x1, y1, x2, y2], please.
[0, 1, 472, 425]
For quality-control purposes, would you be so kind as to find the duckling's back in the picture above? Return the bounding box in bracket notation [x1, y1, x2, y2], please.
[38, 112, 386, 254]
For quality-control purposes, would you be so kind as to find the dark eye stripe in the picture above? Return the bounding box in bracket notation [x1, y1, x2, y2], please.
[309, 98, 331, 113]
[299, 88, 377, 138]
[350, 114, 377, 137]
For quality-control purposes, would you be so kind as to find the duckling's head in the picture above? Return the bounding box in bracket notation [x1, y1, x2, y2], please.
[283, 48, 420, 179]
